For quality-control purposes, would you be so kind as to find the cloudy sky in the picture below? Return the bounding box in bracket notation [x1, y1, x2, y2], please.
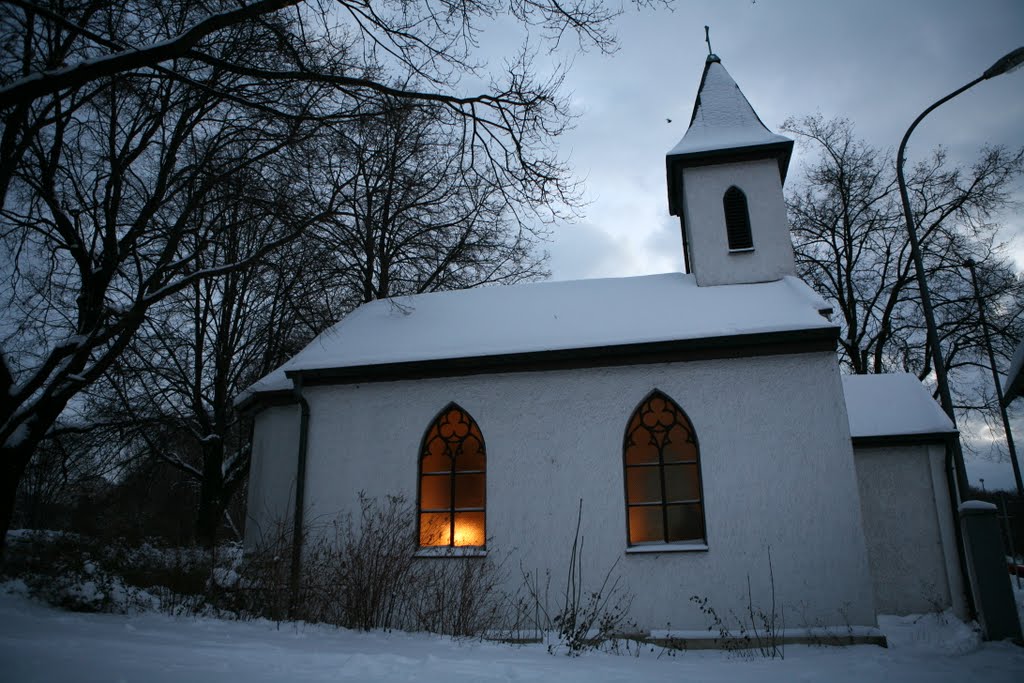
[541, 0, 1023, 280]
[521, 0, 1024, 488]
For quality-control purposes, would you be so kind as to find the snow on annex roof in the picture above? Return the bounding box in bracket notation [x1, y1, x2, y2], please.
[667, 55, 792, 158]
[1001, 337, 1024, 404]
[242, 272, 836, 399]
[842, 373, 956, 440]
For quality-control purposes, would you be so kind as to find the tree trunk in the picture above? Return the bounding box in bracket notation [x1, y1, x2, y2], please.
[195, 442, 225, 548]
[0, 443, 32, 559]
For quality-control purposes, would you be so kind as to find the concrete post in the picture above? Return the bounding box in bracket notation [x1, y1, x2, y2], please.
[959, 500, 1022, 641]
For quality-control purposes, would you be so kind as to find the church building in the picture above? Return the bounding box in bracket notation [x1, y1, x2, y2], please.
[239, 54, 966, 634]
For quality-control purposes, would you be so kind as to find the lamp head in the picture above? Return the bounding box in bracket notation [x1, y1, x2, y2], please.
[983, 47, 1024, 79]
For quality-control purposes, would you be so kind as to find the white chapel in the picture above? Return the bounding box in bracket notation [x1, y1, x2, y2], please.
[239, 53, 965, 633]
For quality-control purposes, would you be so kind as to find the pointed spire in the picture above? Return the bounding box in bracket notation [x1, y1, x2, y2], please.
[669, 57, 790, 158]
[665, 55, 794, 218]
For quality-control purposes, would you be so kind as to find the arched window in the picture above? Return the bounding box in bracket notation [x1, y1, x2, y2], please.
[418, 404, 486, 547]
[723, 186, 753, 250]
[623, 391, 706, 545]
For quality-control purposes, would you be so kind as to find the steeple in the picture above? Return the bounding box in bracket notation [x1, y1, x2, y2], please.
[668, 55, 793, 169]
[666, 55, 796, 287]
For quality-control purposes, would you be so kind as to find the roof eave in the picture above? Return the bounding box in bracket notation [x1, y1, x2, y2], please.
[1002, 375, 1024, 407]
[283, 326, 839, 387]
[235, 388, 296, 415]
[851, 431, 959, 449]
[666, 139, 794, 217]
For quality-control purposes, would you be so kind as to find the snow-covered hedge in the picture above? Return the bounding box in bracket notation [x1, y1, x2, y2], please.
[2, 530, 239, 616]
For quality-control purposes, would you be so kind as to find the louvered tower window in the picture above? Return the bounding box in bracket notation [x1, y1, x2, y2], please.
[723, 186, 753, 250]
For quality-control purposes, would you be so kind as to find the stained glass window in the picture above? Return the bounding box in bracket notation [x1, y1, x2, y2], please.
[419, 404, 486, 547]
[623, 391, 706, 545]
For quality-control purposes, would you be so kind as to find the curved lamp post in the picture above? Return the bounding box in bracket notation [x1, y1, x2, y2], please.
[896, 46, 1024, 497]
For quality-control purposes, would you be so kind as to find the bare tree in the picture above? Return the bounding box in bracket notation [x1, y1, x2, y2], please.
[93, 161, 315, 545]
[0, 0, 668, 548]
[13, 423, 120, 530]
[0, 0, 656, 211]
[0, 1, 336, 548]
[783, 114, 1024, 419]
[311, 101, 550, 321]
[88, 99, 552, 547]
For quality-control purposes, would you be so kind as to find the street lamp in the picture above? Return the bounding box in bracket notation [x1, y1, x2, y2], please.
[896, 46, 1024, 497]
[963, 258, 1024, 496]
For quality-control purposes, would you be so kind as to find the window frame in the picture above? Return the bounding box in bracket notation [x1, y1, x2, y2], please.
[622, 390, 707, 548]
[417, 402, 487, 549]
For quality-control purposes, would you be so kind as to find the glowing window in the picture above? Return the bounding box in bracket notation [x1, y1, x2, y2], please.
[418, 404, 485, 547]
[723, 186, 753, 250]
[623, 391, 706, 545]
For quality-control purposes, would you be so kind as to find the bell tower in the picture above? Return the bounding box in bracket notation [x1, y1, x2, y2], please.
[666, 54, 796, 287]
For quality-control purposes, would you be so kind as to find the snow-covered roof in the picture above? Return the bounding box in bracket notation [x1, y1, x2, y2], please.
[664, 55, 794, 218]
[241, 273, 835, 401]
[842, 373, 956, 441]
[1001, 338, 1024, 405]
[667, 55, 792, 158]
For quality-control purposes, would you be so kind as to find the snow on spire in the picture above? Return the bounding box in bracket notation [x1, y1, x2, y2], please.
[667, 57, 790, 157]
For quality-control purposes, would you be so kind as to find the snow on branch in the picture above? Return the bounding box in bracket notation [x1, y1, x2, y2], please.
[0, 0, 302, 108]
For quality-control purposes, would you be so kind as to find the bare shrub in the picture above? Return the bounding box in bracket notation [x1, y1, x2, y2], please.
[794, 600, 858, 647]
[515, 501, 635, 655]
[235, 493, 510, 636]
[689, 546, 783, 659]
[7, 494, 607, 644]
[319, 494, 418, 630]
[229, 520, 295, 622]
[411, 552, 510, 636]
[229, 496, 413, 628]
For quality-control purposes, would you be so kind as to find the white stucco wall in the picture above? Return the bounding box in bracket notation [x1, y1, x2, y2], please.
[853, 443, 966, 618]
[244, 403, 301, 549]
[681, 159, 797, 287]
[270, 350, 876, 632]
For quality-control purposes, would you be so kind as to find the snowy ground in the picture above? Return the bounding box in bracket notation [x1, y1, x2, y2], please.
[2, 586, 1023, 683]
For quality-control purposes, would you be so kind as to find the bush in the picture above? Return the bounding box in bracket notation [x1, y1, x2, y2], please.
[223, 520, 294, 621]
[411, 551, 510, 636]
[4, 495, 630, 647]
[328, 494, 418, 630]
[235, 493, 510, 636]
[0, 530, 224, 615]
[513, 501, 635, 655]
[689, 546, 783, 659]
